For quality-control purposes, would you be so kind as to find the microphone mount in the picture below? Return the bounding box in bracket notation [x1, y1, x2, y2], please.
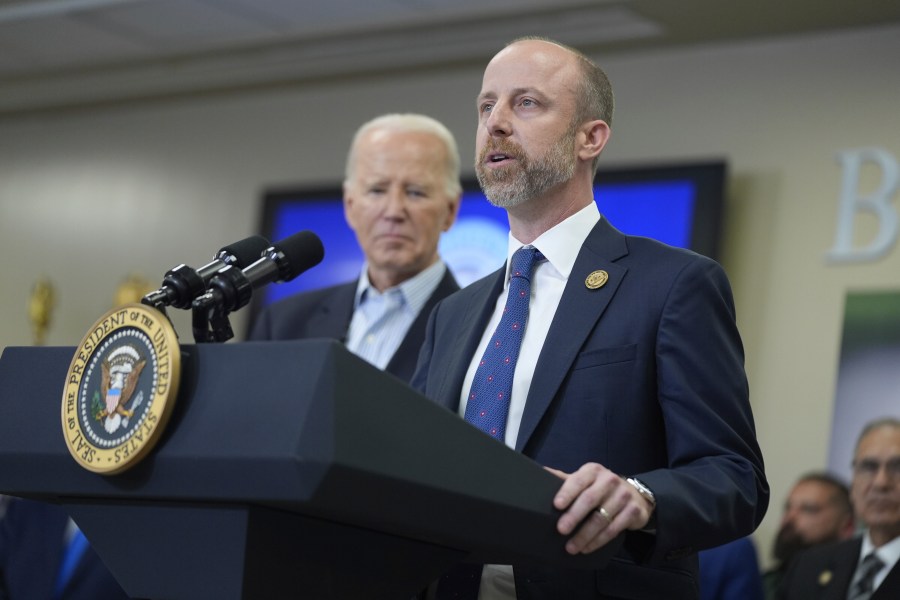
[191, 230, 324, 343]
[141, 235, 270, 317]
[191, 265, 251, 343]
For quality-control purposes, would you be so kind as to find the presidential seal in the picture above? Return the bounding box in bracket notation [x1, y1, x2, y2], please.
[61, 303, 180, 475]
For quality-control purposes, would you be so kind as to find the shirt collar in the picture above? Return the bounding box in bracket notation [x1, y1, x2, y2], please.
[861, 530, 900, 569]
[504, 201, 601, 282]
[354, 260, 447, 314]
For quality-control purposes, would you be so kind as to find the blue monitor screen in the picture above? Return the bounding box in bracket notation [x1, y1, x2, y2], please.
[255, 161, 724, 312]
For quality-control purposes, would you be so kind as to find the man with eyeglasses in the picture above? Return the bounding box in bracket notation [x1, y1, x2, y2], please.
[778, 417, 900, 600]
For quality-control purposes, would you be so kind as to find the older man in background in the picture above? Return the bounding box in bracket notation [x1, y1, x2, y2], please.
[778, 418, 900, 600]
[250, 113, 462, 383]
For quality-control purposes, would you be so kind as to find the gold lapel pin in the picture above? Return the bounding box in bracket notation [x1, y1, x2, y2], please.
[817, 570, 833, 586]
[585, 270, 609, 290]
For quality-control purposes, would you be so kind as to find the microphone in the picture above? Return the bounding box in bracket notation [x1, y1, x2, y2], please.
[197, 230, 325, 314]
[142, 235, 271, 310]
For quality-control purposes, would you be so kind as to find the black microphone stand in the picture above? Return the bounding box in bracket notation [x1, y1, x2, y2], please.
[191, 293, 232, 343]
[190, 265, 252, 343]
[142, 264, 209, 325]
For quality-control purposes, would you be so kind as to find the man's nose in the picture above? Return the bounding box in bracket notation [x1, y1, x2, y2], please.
[383, 187, 407, 218]
[872, 462, 897, 487]
[485, 103, 512, 137]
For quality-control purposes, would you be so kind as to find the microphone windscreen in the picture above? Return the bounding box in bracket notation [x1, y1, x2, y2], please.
[219, 235, 271, 267]
[273, 230, 325, 281]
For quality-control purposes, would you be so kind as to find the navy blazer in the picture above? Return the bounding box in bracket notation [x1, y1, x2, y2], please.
[699, 537, 764, 600]
[777, 536, 900, 600]
[411, 218, 768, 600]
[248, 268, 459, 383]
[0, 498, 129, 600]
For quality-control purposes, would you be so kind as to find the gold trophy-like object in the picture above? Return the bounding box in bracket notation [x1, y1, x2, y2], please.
[28, 278, 56, 346]
[113, 273, 155, 308]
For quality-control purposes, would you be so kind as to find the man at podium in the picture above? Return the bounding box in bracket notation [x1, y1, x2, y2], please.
[249, 113, 462, 384]
[412, 37, 768, 599]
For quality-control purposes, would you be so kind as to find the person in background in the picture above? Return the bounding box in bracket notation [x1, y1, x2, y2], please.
[249, 113, 462, 383]
[762, 472, 855, 598]
[778, 417, 900, 600]
[0, 497, 129, 600]
[699, 536, 764, 600]
[412, 36, 767, 599]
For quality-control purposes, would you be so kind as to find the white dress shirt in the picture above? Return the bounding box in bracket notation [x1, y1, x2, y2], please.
[456, 202, 601, 599]
[857, 531, 900, 594]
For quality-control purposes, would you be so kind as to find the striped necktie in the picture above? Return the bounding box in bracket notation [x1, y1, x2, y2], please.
[848, 552, 885, 600]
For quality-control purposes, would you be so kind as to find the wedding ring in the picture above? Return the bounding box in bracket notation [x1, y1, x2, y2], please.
[596, 507, 612, 522]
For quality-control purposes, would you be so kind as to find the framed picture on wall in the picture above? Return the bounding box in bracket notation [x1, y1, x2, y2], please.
[828, 290, 900, 481]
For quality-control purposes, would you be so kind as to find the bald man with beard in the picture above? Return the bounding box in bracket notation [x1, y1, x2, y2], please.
[412, 37, 767, 600]
[763, 473, 855, 599]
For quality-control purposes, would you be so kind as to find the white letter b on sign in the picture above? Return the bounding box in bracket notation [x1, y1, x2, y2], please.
[826, 147, 899, 263]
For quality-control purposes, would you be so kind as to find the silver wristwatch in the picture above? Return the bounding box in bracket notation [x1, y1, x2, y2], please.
[626, 477, 656, 509]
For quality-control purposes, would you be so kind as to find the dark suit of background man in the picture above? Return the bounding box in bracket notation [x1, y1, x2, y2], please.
[411, 37, 768, 600]
[763, 472, 855, 599]
[778, 418, 900, 600]
[249, 113, 462, 382]
[0, 497, 129, 600]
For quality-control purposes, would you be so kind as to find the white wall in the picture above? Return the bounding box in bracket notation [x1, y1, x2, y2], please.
[2, 23, 900, 568]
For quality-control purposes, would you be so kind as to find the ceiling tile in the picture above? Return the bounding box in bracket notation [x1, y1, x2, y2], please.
[79, 0, 275, 49]
[2, 0, 900, 115]
[0, 14, 153, 69]
[208, 0, 430, 35]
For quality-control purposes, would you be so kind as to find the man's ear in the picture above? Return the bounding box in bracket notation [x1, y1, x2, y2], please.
[578, 120, 611, 163]
[342, 184, 356, 229]
[443, 193, 462, 232]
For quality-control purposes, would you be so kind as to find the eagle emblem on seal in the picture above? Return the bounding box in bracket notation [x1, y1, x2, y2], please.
[95, 345, 146, 434]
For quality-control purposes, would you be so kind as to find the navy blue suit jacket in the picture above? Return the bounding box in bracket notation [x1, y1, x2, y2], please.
[248, 268, 459, 383]
[411, 218, 768, 600]
[777, 536, 900, 600]
[699, 537, 763, 600]
[0, 498, 129, 600]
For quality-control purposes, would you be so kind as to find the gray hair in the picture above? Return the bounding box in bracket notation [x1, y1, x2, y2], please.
[344, 113, 462, 196]
[855, 417, 900, 453]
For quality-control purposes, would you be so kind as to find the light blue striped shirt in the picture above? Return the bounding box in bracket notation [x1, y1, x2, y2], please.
[345, 260, 447, 370]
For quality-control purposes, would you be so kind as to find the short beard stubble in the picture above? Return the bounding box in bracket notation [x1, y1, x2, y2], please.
[475, 122, 578, 209]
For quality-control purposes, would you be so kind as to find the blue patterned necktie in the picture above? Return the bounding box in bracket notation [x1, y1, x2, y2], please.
[464, 246, 540, 441]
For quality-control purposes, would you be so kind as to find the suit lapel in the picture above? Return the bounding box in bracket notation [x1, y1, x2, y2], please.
[386, 270, 458, 381]
[821, 538, 862, 600]
[307, 283, 356, 340]
[436, 270, 505, 412]
[872, 553, 900, 599]
[516, 218, 629, 453]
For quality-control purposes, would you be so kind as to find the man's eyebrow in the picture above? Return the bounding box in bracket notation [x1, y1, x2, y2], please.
[477, 87, 547, 102]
